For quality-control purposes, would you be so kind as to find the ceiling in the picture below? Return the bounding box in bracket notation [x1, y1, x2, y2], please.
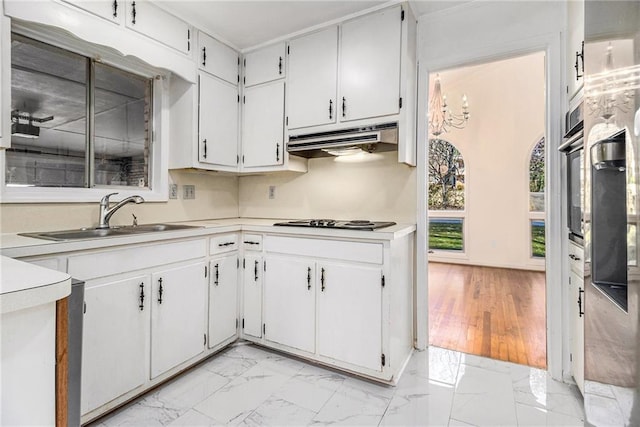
[157, 1, 472, 51]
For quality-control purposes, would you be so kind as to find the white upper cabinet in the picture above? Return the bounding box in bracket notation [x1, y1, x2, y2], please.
[62, 0, 124, 24]
[62, 0, 122, 23]
[198, 72, 239, 168]
[340, 5, 402, 122]
[124, 0, 192, 54]
[567, 0, 585, 98]
[198, 32, 239, 85]
[243, 42, 286, 87]
[242, 81, 285, 168]
[287, 27, 338, 130]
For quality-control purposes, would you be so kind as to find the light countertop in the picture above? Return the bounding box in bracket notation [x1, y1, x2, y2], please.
[0, 256, 71, 313]
[0, 217, 416, 259]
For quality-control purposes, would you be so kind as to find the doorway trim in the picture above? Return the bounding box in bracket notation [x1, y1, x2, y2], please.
[415, 2, 566, 380]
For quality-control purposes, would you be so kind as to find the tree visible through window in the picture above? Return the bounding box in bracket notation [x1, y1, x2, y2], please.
[428, 139, 465, 252]
[428, 139, 465, 210]
[529, 137, 545, 258]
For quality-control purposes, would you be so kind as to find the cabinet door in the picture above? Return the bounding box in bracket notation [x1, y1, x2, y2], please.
[287, 27, 338, 129]
[198, 32, 239, 85]
[208, 254, 239, 348]
[125, 0, 191, 54]
[62, 0, 122, 23]
[242, 81, 285, 168]
[81, 276, 148, 414]
[151, 262, 207, 379]
[340, 6, 402, 121]
[264, 256, 315, 353]
[243, 42, 286, 87]
[317, 262, 382, 371]
[242, 254, 263, 338]
[567, 0, 584, 98]
[199, 73, 239, 167]
[570, 270, 585, 394]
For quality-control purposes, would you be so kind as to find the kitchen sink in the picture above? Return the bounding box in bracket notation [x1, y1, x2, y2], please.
[20, 223, 203, 242]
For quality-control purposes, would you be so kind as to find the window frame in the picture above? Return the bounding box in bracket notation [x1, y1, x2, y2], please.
[1, 23, 169, 203]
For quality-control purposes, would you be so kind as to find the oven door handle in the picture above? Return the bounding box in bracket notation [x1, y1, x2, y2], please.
[558, 131, 584, 152]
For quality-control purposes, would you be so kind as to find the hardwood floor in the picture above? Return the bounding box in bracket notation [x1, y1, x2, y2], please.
[428, 262, 547, 368]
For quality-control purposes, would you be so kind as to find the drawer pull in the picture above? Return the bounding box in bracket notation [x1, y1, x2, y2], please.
[218, 242, 235, 247]
[569, 254, 581, 261]
[243, 241, 260, 245]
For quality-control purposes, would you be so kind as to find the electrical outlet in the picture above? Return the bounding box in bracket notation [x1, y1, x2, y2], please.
[183, 185, 196, 199]
[268, 185, 276, 200]
[169, 184, 178, 199]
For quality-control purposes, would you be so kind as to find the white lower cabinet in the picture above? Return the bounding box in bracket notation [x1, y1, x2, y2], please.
[150, 262, 207, 379]
[317, 262, 382, 371]
[255, 233, 414, 383]
[568, 241, 585, 394]
[81, 275, 149, 415]
[242, 253, 263, 338]
[208, 254, 239, 348]
[264, 256, 315, 353]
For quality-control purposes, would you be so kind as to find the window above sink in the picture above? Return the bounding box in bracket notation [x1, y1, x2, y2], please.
[1, 25, 169, 203]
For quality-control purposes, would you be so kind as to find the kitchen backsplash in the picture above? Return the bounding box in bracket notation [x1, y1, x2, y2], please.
[239, 151, 417, 223]
[0, 152, 416, 234]
[0, 170, 240, 233]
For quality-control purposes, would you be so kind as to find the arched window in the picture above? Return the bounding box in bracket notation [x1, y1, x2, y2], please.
[529, 137, 545, 258]
[428, 139, 465, 252]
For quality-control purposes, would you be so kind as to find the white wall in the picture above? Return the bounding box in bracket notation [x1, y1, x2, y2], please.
[239, 151, 416, 223]
[0, 170, 239, 233]
[428, 52, 545, 271]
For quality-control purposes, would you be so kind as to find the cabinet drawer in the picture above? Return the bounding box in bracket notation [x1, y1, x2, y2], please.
[569, 241, 584, 275]
[68, 239, 207, 280]
[265, 236, 383, 264]
[242, 234, 263, 251]
[210, 234, 239, 254]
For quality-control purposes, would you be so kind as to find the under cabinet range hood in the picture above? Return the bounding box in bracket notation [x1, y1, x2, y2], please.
[287, 122, 398, 158]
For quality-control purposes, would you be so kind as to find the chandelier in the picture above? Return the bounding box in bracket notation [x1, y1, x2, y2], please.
[429, 74, 470, 137]
[585, 43, 639, 122]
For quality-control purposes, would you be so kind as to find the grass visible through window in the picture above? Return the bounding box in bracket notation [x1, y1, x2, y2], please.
[532, 220, 545, 258]
[429, 218, 463, 251]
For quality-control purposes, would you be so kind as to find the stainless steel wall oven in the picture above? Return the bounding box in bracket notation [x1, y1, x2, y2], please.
[559, 94, 584, 244]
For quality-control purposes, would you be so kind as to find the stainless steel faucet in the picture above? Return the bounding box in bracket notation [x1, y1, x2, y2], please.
[98, 192, 145, 229]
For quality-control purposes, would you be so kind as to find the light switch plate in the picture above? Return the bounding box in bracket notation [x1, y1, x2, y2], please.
[183, 185, 195, 199]
[169, 184, 178, 199]
[268, 185, 276, 199]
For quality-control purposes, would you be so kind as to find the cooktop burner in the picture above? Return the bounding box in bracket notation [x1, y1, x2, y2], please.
[274, 219, 396, 231]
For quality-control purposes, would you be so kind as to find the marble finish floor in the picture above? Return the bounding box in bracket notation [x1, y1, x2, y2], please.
[90, 342, 584, 426]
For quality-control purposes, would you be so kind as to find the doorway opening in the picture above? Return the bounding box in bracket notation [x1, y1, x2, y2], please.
[426, 51, 547, 368]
